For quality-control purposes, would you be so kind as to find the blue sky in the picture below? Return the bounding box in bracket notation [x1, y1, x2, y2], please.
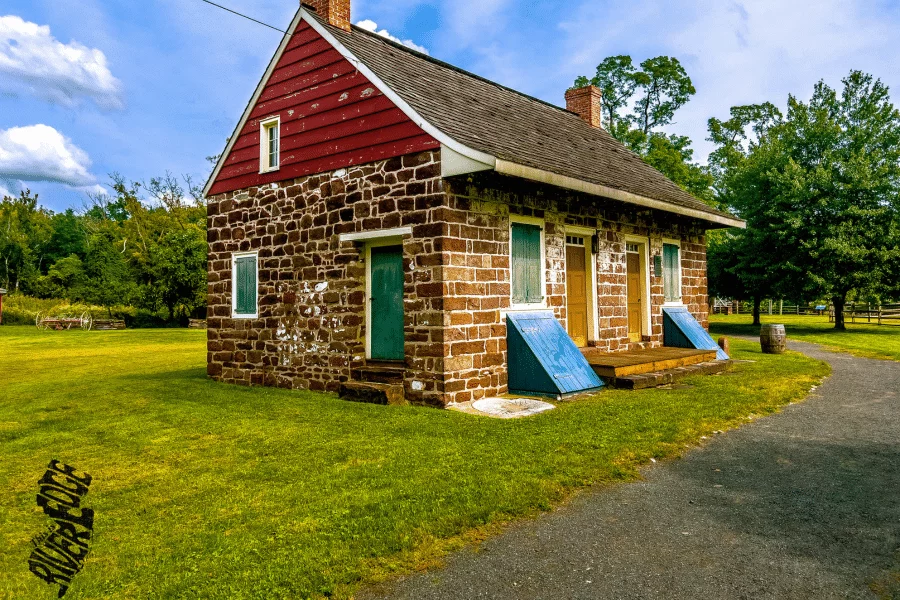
[2, 0, 899, 212]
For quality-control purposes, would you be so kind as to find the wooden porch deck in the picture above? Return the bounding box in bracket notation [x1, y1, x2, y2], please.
[581, 347, 718, 378]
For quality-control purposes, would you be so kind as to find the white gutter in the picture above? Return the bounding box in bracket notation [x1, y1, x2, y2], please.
[494, 160, 746, 229]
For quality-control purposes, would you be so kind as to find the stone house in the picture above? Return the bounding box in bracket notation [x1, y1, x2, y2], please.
[203, 0, 744, 407]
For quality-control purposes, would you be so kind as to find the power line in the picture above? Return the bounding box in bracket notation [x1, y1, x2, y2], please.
[198, 0, 288, 34]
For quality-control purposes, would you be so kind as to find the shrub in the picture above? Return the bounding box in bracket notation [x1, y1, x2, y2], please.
[0, 294, 174, 328]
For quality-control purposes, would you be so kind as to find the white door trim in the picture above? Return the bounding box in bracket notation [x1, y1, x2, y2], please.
[566, 225, 598, 344]
[624, 234, 651, 339]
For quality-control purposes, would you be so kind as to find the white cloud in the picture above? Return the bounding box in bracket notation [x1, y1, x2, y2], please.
[559, 0, 900, 163]
[0, 125, 97, 188]
[77, 183, 109, 197]
[355, 19, 429, 54]
[0, 14, 123, 109]
[0, 181, 15, 199]
[661, 0, 897, 160]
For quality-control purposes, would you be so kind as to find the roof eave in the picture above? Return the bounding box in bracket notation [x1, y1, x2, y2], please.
[494, 160, 746, 229]
[204, 7, 495, 198]
[203, 9, 744, 231]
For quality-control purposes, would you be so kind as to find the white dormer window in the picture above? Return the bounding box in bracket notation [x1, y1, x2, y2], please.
[259, 116, 280, 173]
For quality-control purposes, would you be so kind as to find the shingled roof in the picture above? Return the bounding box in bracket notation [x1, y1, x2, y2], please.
[301, 12, 743, 228]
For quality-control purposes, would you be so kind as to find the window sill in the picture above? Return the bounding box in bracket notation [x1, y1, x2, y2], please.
[232, 313, 258, 319]
[504, 302, 549, 314]
[258, 167, 280, 175]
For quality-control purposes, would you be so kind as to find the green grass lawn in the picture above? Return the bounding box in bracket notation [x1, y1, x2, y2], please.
[710, 313, 900, 362]
[0, 326, 828, 599]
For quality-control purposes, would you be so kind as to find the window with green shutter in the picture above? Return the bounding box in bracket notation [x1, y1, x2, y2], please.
[662, 243, 681, 302]
[511, 222, 543, 304]
[234, 254, 257, 316]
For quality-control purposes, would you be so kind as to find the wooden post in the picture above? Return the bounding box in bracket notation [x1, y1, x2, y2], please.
[779, 299, 783, 315]
[768, 299, 773, 315]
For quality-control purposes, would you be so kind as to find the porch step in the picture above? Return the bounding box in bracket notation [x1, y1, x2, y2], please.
[339, 381, 407, 406]
[350, 362, 405, 384]
[608, 360, 731, 390]
[583, 347, 718, 378]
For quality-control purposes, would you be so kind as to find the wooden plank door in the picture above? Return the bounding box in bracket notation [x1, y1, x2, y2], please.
[370, 246, 405, 360]
[626, 250, 643, 342]
[566, 244, 588, 347]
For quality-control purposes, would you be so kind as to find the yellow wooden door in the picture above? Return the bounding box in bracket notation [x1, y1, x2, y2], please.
[566, 244, 588, 347]
[626, 251, 643, 341]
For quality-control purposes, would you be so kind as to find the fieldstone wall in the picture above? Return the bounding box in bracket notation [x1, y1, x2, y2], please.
[206, 150, 450, 406]
[438, 173, 709, 404]
[680, 239, 710, 328]
[206, 153, 712, 407]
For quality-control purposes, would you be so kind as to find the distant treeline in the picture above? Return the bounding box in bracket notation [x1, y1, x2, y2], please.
[0, 173, 206, 322]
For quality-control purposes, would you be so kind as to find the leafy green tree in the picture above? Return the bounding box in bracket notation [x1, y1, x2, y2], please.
[631, 56, 696, 137]
[30, 255, 88, 300]
[144, 229, 207, 321]
[709, 71, 900, 329]
[641, 133, 715, 203]
[574, 55, 711, 201]
[574, 55, 638, 135]
[81, 231, 138, 317]
[705, 230, 746, 301]
[47, 209, 88, 263]
[0, 189, 52, 292]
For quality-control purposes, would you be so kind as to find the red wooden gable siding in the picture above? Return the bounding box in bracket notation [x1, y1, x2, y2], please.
[208, 20, 439, 196]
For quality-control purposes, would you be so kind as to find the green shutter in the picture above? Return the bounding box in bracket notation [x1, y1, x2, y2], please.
[235, 256, 257, 315]
[511, 223, 542, 304]
[663, 244, 680, 302]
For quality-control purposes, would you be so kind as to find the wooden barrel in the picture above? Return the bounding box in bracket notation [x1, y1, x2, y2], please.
[760, 324, 786, 354]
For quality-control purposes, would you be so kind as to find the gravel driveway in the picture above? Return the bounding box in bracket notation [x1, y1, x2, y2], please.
[361, 341, 900, 599]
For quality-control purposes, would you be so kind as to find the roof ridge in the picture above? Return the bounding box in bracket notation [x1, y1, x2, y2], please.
[305, 11, 741, 225]
[318, 16, 577, 118]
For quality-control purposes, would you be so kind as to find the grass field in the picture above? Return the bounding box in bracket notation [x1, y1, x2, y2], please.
[710, 313, 900, 362]
[0, 326, 828, 599]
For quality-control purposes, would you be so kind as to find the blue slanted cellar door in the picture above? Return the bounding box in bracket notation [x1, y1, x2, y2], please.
[507, 311, 604, 397]
[370, 245, 405, 361]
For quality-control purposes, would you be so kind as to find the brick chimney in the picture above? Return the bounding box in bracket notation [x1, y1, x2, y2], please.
[305, 0, 351, 32]
[565, 85, 603, 129]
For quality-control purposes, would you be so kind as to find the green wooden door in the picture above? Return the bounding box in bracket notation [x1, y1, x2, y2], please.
[370, 246, 405, 360]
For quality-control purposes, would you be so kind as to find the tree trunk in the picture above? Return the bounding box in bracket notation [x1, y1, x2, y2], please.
[832, 295, 846, 331]
[752, 297, 762, 326]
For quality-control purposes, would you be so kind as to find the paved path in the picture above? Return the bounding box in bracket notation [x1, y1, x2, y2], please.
[363, 342, 900, 599]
